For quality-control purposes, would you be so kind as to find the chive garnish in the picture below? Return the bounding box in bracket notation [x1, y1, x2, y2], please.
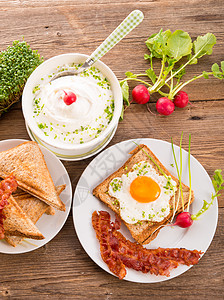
[171, 133, 184, 212]
[187, 134, 192, 212]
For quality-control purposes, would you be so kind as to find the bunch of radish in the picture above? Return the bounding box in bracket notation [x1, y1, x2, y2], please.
[120, 29, 224, 117]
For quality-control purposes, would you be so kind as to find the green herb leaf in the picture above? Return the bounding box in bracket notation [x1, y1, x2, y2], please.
[166, 30, 192, 60]
[211, 63, 219, 73]
[211, 62, 224, 79]
[146, 29, 171, 59]
[144, 54, 150, 60]
[120, 105, 124, 121]
[191, 199, 214, 220]
[125, 71, 137, 78]
[203, 71, 209, 79]
[188, 55, 198, 65]
[191, 169, 224, 220]
[193, 33, 216, 59]
[120, 81, 130, 106]
[145, 68, 156, 84]
[221, 61, 224, 73]
[212, 169, 224, 192]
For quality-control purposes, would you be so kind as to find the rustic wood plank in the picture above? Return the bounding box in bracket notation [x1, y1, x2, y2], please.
[0, 0, 223, 298]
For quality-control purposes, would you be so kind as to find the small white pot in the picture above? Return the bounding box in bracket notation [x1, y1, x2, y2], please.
[22, 53, 123, 160]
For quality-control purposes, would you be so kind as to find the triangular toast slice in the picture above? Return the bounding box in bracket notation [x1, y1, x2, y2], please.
[0, 141, 65, 211]
[45, 206, 55, 215]
[4, 185, 65, 247]
[93, 144, 194, 245]
[3, 195, 44, 240]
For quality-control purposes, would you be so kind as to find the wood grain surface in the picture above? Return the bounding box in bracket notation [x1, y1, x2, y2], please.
[0, 0, 223, 299]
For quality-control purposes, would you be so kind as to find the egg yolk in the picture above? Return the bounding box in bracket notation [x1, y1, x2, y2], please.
[130, 176, 161, 203]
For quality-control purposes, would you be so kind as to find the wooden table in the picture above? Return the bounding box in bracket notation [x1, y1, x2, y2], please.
[0, 1, 223, 299]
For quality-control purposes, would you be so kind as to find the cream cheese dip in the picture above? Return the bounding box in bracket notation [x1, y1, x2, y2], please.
[33, 65, 114, 145]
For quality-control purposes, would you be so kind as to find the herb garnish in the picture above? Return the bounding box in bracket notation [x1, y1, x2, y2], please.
[191, 169, 224, 220]
[171, 132, 184, 211]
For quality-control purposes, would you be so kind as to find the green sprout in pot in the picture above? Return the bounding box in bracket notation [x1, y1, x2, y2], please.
[0, 40, 43, 116]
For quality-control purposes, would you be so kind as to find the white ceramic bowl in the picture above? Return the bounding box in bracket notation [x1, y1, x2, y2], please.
[22, 53, 123, 159]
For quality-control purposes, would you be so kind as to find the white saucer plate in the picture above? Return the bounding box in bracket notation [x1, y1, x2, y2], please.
[0, 139, 72, 254]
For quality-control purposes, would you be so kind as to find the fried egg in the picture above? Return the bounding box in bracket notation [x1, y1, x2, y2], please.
[108, 161, 177, 224]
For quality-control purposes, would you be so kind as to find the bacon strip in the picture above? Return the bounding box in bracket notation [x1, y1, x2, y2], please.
[92, 211, 202, 279]
[0, 175, 18, 239]
[92, 210, 126, 279]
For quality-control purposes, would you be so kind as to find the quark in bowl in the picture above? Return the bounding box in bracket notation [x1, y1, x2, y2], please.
[22, 53, 123, 159]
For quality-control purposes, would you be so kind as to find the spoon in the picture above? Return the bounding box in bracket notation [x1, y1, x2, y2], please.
[51, 10, 144, 81]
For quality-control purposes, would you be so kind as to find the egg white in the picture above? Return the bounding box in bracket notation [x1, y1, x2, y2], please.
[108, 161, 177, 224]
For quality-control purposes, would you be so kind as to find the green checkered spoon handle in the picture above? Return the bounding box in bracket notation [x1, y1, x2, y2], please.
[51, 10, 144, 81]
[89, 10, 144, 63]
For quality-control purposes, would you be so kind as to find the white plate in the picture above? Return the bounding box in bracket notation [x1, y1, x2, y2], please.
[73, 138, 218, 283]
[0, 139, 72, 254]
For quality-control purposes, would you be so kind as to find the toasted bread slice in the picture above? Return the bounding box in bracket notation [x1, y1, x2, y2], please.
[3, 195, 44, 240]
[45, 206, 56, 215]
[0, 141, 65, 211]
[93, 144, 194, 245]
[4, 185, 65, 247]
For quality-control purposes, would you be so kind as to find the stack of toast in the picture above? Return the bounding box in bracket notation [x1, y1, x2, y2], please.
[93, 144, 194, 245]
[0, 141, 66, 247]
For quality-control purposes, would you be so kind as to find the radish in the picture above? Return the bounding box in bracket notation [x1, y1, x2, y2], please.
[63, 90, 77, 105]
[172, 212, 193, 228]
[132, 85, 150, 104]
[156, 97, 175, 115]
[174, 91, 189, 108]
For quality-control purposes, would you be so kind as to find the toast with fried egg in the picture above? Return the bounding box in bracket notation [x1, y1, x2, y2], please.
[93, 144, 194, 245]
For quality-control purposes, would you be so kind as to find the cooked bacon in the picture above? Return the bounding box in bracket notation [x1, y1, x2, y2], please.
[92, 211, 202, 279]
[0, 175, 18, 239]
[92, 210, 126, 279]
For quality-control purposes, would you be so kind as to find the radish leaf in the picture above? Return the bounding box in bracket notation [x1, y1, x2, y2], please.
[146, 29, 171, 59]
[166, 30, 192, 60]
[203, 71, 209, 79]
[193, 33, 216, 59]
[120, 81, 130, 106]
[125, 71, 137, 78]
[145, 68, 156, 84]
[221, 61, 224, 72]
[211, 62, 224, 79]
